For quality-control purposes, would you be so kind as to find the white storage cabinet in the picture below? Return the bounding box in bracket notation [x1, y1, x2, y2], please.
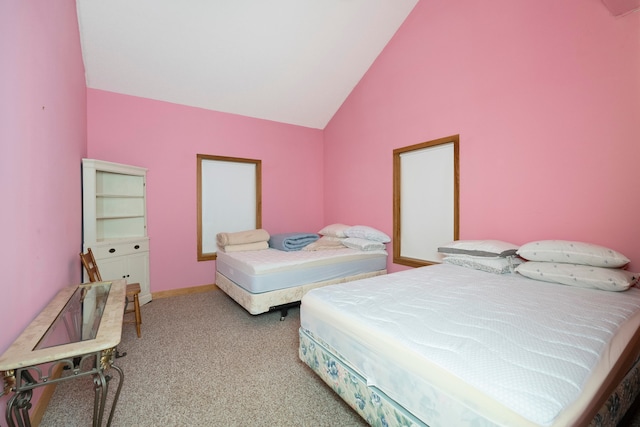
[82, 159, 152, 305]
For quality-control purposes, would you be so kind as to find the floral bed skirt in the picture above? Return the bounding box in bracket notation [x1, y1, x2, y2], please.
[299, 327, 640, 427]
[299, 328, 425, 427]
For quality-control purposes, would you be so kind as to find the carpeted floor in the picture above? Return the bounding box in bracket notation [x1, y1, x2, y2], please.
[40, 289, 367, 427]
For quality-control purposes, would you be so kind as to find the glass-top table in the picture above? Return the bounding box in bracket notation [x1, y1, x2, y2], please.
[0, 280, 127, 427]
[36, 281, 111, 350]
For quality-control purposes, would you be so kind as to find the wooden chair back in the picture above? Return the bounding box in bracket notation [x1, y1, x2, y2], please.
[79, 248, 102, 282]
[79, 247, 143, 337]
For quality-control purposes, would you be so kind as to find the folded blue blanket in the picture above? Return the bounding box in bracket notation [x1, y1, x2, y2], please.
[268, 232, 319, 251]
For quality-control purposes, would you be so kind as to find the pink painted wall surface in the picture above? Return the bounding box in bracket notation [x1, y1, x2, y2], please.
[87, 90, 324, 292]
[324, 0, 640, 273]
[0, 0, 86, 420]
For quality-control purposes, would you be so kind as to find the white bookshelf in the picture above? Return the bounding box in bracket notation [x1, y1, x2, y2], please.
[82, 159, 151, 304]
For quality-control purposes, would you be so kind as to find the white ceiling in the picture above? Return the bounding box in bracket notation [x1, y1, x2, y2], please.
[76, 0, 418, 129]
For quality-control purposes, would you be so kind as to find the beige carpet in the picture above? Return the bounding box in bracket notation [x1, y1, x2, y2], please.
[40, 289, 367, 427]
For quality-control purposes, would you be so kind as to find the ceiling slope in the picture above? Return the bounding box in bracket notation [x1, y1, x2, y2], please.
[76, 0, 418, 129]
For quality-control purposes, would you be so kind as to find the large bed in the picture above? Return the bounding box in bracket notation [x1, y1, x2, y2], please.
[215, 247, 388, 318]
[298, 263, 640, 426]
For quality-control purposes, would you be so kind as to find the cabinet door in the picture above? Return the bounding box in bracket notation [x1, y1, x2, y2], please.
[127, 251, 150, 302]
[94, 252, 151, 304]
[95, 257, 127, 282]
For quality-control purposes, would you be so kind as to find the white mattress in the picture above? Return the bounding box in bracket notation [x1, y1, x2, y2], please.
[300, 263, 640, 427]
[216, 248, 387, 294]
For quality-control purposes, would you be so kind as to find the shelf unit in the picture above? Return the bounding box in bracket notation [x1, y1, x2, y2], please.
[82, 159, 151, 305]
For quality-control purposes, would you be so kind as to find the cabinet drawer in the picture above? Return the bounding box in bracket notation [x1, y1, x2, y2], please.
[92, 240, 149, 259]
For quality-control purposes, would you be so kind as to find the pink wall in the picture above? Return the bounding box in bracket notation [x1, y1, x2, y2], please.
[325, 0, 640, 273]
[87, 90, 324, 292]
[0, 0, 86, 420]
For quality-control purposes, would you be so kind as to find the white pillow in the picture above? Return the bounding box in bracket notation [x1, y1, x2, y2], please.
[318, 223, 351, 238]
[515, 262, 639, 292]
[517, 240, 629, 268]
[438, 240, 519, 258]
[443, 255, 523, 274]
[342, 237, 386, 251]
[343, 225, 391, 243]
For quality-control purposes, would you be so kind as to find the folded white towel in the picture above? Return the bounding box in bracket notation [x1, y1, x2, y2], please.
[216, 229, 270, 247]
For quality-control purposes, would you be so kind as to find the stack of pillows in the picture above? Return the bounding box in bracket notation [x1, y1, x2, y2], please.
[438, 239, 639, 292]
[438, 240, 523, 274]
[304, 223, 391, 251]
[515, 240, 639, 292]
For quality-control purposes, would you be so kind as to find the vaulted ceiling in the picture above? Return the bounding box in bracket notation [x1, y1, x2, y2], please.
[76, 0, 418, 129]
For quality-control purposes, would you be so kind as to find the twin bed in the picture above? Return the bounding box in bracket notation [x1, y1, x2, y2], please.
[215, 246, 388, 318]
